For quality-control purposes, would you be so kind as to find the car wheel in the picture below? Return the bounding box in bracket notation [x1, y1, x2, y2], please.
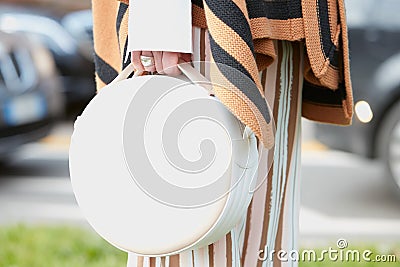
[377, 100, 400, 195]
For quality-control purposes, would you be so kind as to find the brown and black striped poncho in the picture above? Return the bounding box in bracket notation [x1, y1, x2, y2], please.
[92, 0, 353, 148]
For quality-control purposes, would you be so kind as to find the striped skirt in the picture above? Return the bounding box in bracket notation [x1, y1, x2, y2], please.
[127, 28, 303, 267]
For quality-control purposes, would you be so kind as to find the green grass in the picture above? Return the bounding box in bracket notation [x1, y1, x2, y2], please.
[0, 225, 398, 267]
[0, 225, 126, 267]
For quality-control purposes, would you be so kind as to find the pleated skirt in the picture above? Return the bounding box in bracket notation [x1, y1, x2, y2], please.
[127, 27, 304, 267]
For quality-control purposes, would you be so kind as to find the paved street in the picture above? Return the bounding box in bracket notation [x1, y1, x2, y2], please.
[0, 123, 84, 226]
[0, 120, 399, 245]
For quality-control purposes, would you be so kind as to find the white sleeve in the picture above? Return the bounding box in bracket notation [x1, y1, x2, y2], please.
[128, 0, 192, 53]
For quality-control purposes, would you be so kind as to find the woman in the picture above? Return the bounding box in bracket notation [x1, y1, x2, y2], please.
[91, 0, 353, 266]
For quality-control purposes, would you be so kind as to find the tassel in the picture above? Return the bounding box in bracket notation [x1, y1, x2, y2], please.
[265, 41, 293, 267]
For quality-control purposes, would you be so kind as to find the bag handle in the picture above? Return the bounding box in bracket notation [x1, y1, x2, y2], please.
[176, 60, 214, 95]
[109, 63, 142, 85]
[110, 59, 214, 95]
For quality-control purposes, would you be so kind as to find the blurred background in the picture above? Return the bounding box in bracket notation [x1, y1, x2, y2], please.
[0, 0, 399, 266]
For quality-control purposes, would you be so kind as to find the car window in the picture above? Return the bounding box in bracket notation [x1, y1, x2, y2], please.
[345, 0, 400, 30]
[370, 0, 400, 29]
[345, 0, 375, 28]
[0, 13, 77, 56]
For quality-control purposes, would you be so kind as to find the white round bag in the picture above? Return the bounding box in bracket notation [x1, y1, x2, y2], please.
[69, 62, 259, 256]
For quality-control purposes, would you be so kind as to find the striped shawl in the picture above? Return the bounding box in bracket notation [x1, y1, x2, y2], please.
[92, 0, 353, 148]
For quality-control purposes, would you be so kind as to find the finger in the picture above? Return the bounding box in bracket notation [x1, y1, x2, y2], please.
[180, 53, 192, 63]
[162, 52, 181, 76]
[131, 51, 144, 72]
[152, 51, 164, 74]
[141, 51, 156, 72]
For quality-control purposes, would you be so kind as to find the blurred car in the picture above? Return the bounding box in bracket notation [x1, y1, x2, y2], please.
[315, 0, 400, 192]
[0, 32, 64, 156]
[0, 5, 96, 108]
[61, 9, 93, 63]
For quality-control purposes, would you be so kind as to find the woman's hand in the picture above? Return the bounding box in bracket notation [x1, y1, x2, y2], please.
[131, 51, 192, 76]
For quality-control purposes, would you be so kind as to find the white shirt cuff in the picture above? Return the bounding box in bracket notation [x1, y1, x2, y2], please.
[128, 0, 192, 53]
